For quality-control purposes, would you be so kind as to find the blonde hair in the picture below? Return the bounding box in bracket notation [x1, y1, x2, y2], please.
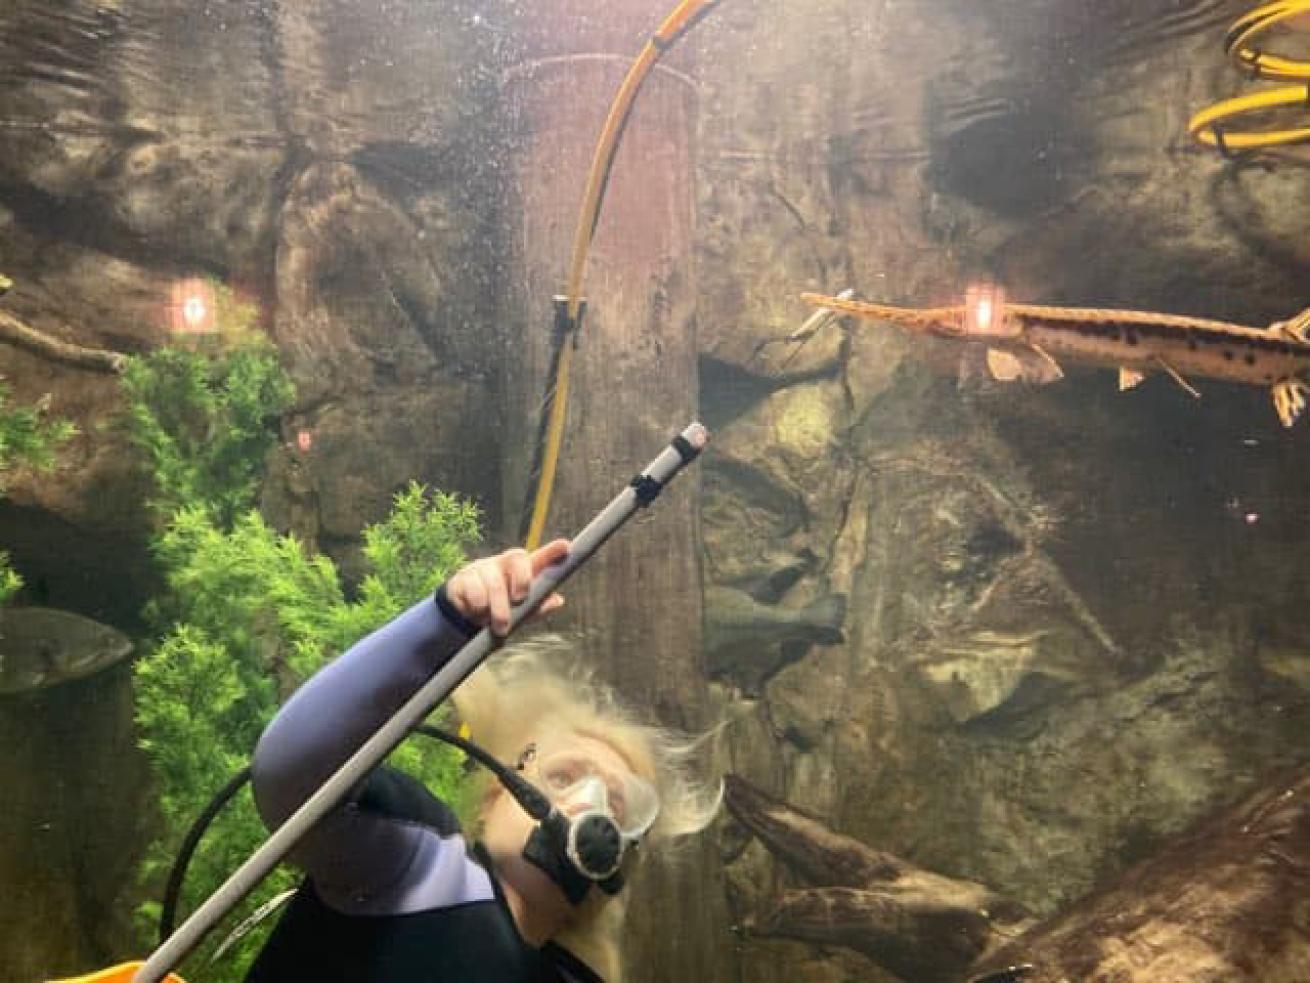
[450, 635, 721, 980]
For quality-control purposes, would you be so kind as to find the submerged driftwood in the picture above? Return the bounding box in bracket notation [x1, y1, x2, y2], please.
[0, 308, 126, 373]
[725, 770, 1310, 982]
[723, 774, 1033, 981]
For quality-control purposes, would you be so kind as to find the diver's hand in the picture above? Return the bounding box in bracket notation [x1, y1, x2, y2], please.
[446, 539, 569, 636]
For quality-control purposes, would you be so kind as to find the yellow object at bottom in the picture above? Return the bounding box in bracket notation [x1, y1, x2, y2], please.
[47, 962, 185, 983]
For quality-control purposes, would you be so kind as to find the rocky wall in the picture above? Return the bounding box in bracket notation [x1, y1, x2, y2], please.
[692, 1, 1310, 979]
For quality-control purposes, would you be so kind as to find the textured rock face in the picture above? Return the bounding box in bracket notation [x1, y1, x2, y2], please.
[693, 1, 1310, 979]
[0, 0, 507, 603]
[0, 665, 147, 981]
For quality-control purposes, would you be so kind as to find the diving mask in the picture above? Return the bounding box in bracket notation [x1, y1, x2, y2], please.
[515, 741, 660, 898]
[523, 744, 661, 840]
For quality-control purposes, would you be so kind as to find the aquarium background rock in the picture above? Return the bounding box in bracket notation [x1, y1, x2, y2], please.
[0, 0, 1307, 980]
[693, 0, 1309, 980]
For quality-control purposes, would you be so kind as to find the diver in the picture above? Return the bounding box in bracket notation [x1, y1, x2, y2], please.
[244, 538, 719, 982]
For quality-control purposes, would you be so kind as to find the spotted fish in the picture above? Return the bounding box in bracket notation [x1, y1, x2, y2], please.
[802, 287, 1310, 427]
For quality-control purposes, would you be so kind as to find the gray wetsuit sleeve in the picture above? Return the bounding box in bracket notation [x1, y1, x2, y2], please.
[250, 590, 492, 908]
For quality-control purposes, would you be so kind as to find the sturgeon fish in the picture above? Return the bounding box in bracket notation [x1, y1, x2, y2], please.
[799, 286, 1310, 427]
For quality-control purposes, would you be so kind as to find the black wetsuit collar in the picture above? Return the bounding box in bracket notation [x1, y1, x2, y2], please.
[472, 842, 604, 983]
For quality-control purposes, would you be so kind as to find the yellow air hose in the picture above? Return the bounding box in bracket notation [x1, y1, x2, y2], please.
[1225, 0, 1310, 80]
[1189, 1, 1310, 152]
[522, 0, 722, 550]
[1188, 84, 1310, 150]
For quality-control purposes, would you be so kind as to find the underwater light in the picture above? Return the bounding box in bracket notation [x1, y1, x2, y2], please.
[965, 282, 1006, 335]
[182, 296, 206, 327]
[168, 278, 217, 335]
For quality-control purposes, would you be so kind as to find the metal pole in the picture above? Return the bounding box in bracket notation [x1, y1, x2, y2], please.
[133, 423, 709, 983]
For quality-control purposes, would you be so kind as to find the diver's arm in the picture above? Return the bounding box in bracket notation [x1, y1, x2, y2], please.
[249, 588, 477, 890]
[250, 539, 568, 896]
[252, 587, 475, 823]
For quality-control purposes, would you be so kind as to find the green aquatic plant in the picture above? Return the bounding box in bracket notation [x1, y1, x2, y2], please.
[133, 487, 480, 979]
[119, 342, 295, 526]
[0, 384, 77, 481]
[0, 380, 76, 603]
[123, 335, 480, 976]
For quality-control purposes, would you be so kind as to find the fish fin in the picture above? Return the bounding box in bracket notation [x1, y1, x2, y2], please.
[1118, 366, 1147, 391]
[1027, 343, 1064, 380]
[1271, 307, 1310, 344]
[1272, 380, 1310, 427]
[1154, 357, 1201, 399]
[986, 349, 1024, 382]
[986, 346, 1063, 384]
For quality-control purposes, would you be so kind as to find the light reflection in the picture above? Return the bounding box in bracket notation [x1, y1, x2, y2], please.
[965, 282, 1006, 335]
[168, 278, 218, 335]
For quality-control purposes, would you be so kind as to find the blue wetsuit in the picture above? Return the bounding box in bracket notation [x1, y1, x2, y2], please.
[244, 589, 601, 982]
